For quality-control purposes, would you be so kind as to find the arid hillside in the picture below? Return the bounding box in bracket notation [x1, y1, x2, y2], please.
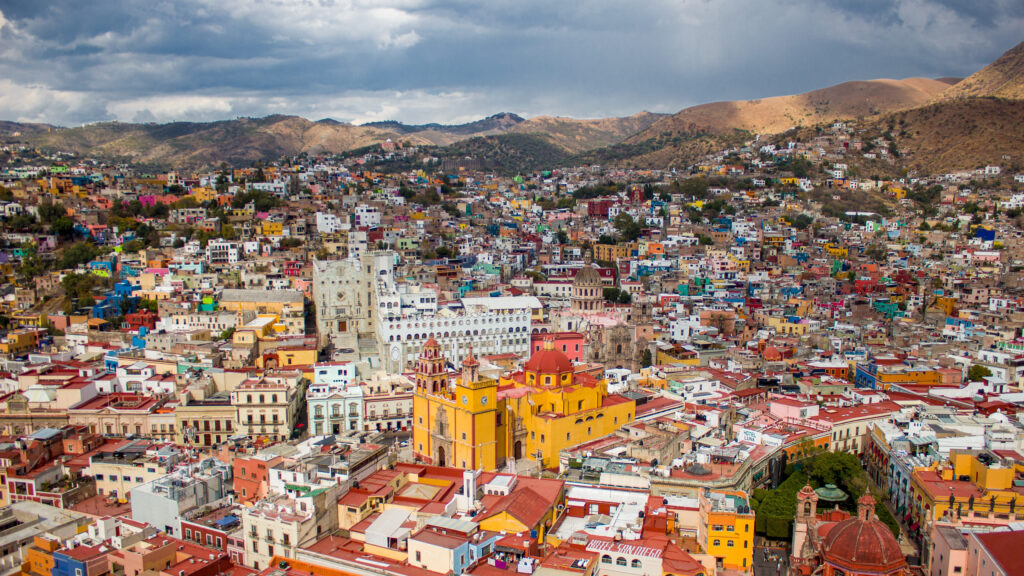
[939, 41, 1024, 100]
[631, 77, 955, 142]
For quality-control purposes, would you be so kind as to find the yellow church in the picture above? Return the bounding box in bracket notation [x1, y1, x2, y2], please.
[413, 337, 636, 471]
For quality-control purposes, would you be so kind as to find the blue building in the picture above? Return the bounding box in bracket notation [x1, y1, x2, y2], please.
[53, 545, 107, 576]
[91, 280, 140, 320]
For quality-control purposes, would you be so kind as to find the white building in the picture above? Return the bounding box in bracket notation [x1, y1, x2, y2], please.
[354, 204, 382, 227]
[377, 288, 536, 372]
[361, 372, 414, 433]
[306, 361, 363, 436]
[206, 239, 241, 264]
[241, 487, 340, 571]
[316, 211, 348, 234]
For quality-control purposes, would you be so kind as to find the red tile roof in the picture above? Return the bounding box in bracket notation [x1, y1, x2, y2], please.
[974, 531, 1024, 575]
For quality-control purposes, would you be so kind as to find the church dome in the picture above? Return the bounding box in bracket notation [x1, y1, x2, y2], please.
[525, 340, 573, 375]
[821, 494, 905, 573]
[573, 265, 603, 287]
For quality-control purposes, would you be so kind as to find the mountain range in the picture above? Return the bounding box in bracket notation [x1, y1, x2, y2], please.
[3, 40, 1024, 173]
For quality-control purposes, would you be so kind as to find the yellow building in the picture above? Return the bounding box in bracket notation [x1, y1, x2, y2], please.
[593, 243, 632, 263]
[88, 449, 170, 500]
[698, 489, 755, 572]
[174, 394, 237, 447]
[413, 339, 504, 470]
[909, 450, 1024, 534]
[191, 186, 217, 203]
[825, 243, 849, 258]
[258, 221, 284, 236]
[0, 329, 40, 355]
[413, 338, 636, 471]
[219, 289, 305, 334]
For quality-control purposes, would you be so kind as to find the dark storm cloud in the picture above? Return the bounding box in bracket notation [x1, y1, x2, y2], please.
[0, 0, 1020, 125]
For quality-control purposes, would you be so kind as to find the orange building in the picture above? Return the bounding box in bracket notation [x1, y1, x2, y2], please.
[23, 535, 60, 576]
[233, 453, 284, 502]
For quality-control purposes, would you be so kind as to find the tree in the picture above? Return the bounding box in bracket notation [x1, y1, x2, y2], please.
[215, 173, 229, 194]
[57, 241, 101, 270]
[61, 273, 102, 313]
[677, 177, 709, 199]
[37, 201, 67, 225]
[6, 212, 39, 232]
[220, 327, 236, 341]
[613, 213, 642, 242]
[791, 213, 814, 230]
[603, 287, 622, 303]
[123, 239, 147, 253]
[556, 230, 569, 244]
[640, 349, 652, 368]
[788, 158, 813, 178]
[17, 242, 47, 280]
[968, 365, 992, 382]
[617, 290, 632, 304]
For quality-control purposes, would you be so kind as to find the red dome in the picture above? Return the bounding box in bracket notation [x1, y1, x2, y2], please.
[821, 516, 905, 572]
[525, 348, 573, 375]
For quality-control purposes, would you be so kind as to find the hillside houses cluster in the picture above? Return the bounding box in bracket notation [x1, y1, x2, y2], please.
[0, 137, 1022, 576]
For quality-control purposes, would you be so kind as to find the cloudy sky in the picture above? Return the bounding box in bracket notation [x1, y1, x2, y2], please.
[0, 0, 1021, 126]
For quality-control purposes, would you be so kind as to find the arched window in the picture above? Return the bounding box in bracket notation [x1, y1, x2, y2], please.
[631, 559, 642, 568]
[601, 555, 612, 564]
[615, 558, 627, 566]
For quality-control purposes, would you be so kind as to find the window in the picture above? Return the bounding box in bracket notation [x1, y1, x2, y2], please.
[601, 555, 612, 564]
[416, 551, 422, 562]
[727, 541, 734, 547]
[713, 540, 720, 546]
[95, 474, 104, 480]
[185, 529, 192, 540]
[616, 557, 627, 566]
